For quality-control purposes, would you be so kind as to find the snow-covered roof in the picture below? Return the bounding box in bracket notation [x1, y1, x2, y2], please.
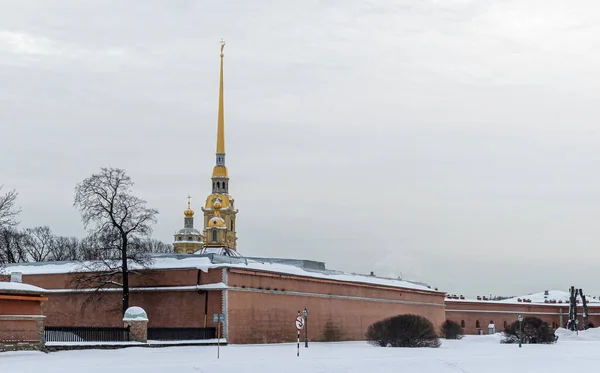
[446, 290, 600, 305]
[175, 228, 201, 235]
[0, 281, 46, 294]
[500, 290, 600, 304]
[2, 254, 437, 293]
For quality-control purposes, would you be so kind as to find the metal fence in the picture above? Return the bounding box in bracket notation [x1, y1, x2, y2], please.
[147, 327, 216, 341]
[44, 326, 130, 342]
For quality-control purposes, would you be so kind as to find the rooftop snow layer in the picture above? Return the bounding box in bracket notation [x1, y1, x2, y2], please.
[0, 281, 46, 294]
[2, 254, 436, 293]
[446, 289, 600, 305]
[500, 290, 600, 304]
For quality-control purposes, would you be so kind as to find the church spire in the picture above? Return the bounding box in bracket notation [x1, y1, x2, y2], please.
[212, 39, 228, 183]
[216, 38, 225, 156]
[203, 39, 238, 251]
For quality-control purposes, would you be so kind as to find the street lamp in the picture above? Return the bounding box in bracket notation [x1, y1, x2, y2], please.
[517, 314, 523, 348]
[575, 319, 579, 335]
[303, 308, 309, 348]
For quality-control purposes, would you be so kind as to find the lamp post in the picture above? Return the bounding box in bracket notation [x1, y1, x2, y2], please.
[303, 308, 309, 348]
[575, 319, 579, 335]
[518, 314, 523, 348]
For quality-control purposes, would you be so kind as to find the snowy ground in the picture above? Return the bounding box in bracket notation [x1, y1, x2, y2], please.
[3, 330, 600, 373]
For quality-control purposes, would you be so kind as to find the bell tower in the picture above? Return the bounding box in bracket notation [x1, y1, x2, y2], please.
[202, 39, 238, 250]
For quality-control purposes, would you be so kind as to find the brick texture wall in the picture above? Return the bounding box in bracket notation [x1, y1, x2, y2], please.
[446, 301, 600, 334]
[226, 269, 446, 344]
[0, 288, 46, 350]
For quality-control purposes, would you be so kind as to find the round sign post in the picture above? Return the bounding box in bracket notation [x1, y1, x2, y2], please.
[295, 312, 304, 356]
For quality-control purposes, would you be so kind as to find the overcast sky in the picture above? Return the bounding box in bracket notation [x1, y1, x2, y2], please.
[3, 0, 600, 297]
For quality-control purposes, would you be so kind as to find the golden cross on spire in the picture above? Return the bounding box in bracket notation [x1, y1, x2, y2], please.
[187, 195, 191, 209]
[220, 38, 226, 54]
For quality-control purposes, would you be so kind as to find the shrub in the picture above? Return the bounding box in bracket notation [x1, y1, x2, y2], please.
[440, 320, 464, 340]
[502, 316, 557, 344]
[366, 314, 441, 348]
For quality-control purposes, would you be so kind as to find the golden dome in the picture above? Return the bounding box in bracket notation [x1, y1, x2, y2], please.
[184, 197, 194, 218]
[208, 216, 226, 227]
[208, 198, 225, 227]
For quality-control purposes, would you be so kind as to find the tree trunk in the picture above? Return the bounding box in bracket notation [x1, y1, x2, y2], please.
[121, 234, 129, 315]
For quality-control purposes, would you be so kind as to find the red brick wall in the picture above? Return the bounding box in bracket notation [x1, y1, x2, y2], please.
[42, 290, 223, 328]
[226, 269, 446, 344]
[227, 270, 444, 304]
[6, 267, 448, 344]
[0, 320, 40, 342]
[228, 290, 445, 344]
[0, 288, 45, 347]
[0, 299, 41, 315]
[445, 301, 600, 333]
[15, 268, 225, 328]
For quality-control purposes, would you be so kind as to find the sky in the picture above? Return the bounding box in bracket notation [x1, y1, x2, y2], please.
[2, 0, 600, 298]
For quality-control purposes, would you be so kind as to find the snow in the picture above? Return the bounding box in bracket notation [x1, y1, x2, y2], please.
[0, 281, 46, 293]
[447, 289, 600, 305]
[501, 290, 600, 304]
[45, 339, 226, 347]
[555, 327, 600, 342]
[123, 306, 148, 321]
[3, 256, 435, 293]
[3, 335, 600, 372]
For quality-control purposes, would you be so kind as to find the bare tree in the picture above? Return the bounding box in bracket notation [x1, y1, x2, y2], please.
[68, 228, 152, 309]
[134, 237, 173, 254]
[0, 186, 20, 229]
[51, 236, 80, 261]
[0, 228, 28, 265]
[73, 168, 158, 314]
[23, 226, 55, 262]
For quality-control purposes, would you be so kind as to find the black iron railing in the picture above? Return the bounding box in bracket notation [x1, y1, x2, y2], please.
[147, 327, 216, 341]
[44, 326, 130, 342]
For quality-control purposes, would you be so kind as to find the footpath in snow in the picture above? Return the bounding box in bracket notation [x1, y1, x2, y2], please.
[3, 330, 600, 373]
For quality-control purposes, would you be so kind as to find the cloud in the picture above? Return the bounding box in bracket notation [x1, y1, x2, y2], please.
[2, 0, 600, 297]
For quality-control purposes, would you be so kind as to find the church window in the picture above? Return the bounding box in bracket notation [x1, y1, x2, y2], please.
[476, 320, 480, 328]
[212, 230, 217, 242]
[504, 321, 507, 328]
[188, 236, 192, 241]
[178, 235, 182, 241]
[461, 320, 465, 328]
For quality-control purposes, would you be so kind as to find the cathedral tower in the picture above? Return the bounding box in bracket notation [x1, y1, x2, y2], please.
[201, 39, 238, 250]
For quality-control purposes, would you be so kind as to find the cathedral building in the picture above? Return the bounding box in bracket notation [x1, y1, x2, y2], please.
[174, 40, 238, 255]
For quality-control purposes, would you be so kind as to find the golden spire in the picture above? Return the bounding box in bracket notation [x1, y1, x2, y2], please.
[184, 195, 194, 218]
[212, 38, 228, 179]
[216, 38, 226, 155]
